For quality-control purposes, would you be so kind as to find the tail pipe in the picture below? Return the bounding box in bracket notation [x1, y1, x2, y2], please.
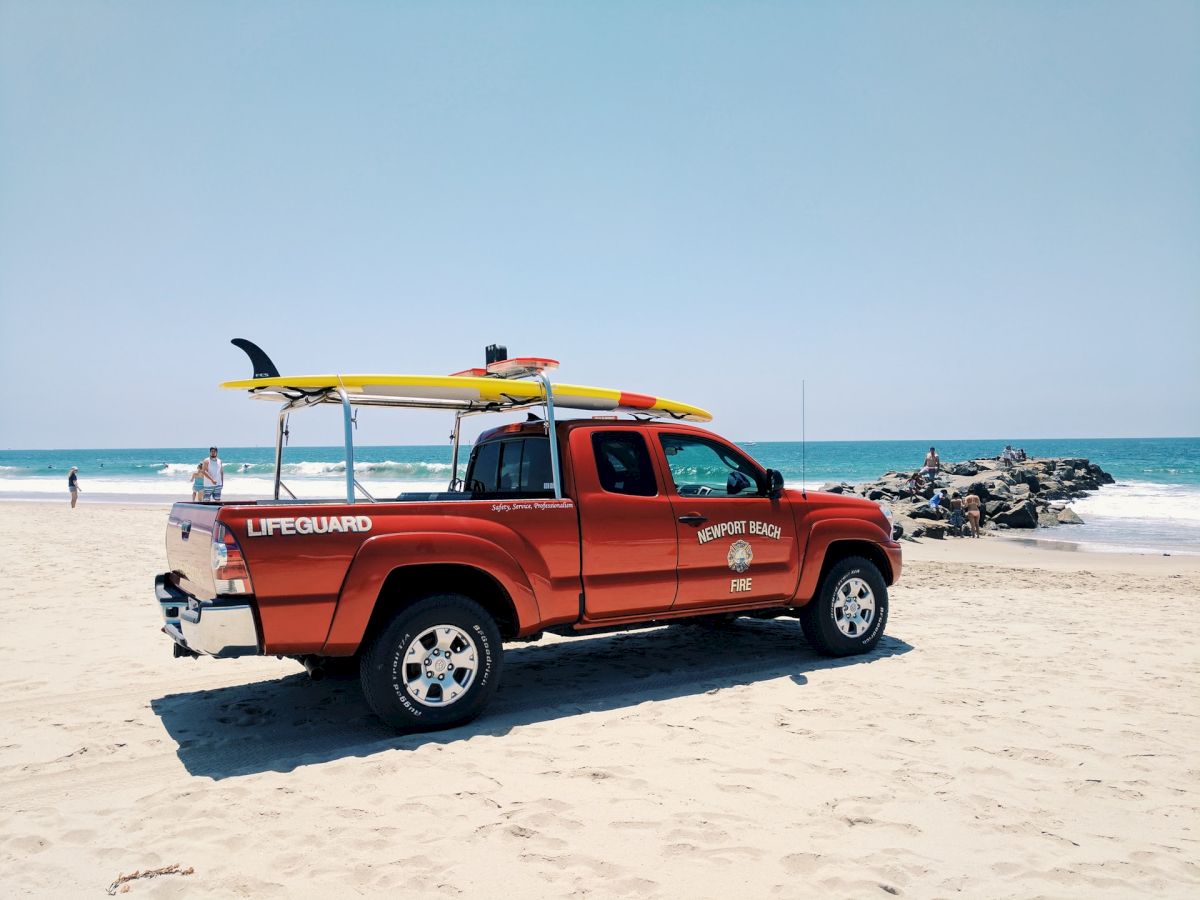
[302, 656, 326, 681]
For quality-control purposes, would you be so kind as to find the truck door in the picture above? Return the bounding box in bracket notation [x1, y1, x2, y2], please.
[572, 428, 679, 618]
[656, 432, 799, 610]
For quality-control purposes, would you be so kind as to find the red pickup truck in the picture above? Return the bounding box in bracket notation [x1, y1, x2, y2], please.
[156, 343, 901, 733]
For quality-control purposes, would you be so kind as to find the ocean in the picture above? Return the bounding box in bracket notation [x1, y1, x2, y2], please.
[2, 437, 1197, 554]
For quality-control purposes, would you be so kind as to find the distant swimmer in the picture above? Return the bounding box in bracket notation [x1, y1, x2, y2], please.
[68, 466, 80, 509]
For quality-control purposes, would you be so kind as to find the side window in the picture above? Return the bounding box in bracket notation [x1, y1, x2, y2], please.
[592, 432, 658, 497]
[658, 434, 763, 498]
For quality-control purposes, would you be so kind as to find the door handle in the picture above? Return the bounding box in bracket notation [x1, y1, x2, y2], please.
[677, 514, 708, 525]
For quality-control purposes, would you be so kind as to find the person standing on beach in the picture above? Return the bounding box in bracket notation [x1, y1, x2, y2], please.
[191, 464, 206, 501]
[68, 466, 80, 508]
[201, 447, 224, 501]
[963, 492, 982, 538]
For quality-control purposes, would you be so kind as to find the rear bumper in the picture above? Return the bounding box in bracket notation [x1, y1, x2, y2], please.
[155, 573, 261, 658]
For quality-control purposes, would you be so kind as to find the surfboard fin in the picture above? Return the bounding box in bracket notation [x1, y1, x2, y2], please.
[231, 338, 281, 380]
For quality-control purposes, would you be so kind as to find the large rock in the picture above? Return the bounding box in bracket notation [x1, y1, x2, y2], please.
[992, 500, 1038, 528]
[946, 461, 981, 476]
[1038, 511, 1061, 527]
[919, 522, 947, 540]
[968, 480, 1007, 501]
[1038, 478, 1064, 497]
[1056, 507, 1084, 525]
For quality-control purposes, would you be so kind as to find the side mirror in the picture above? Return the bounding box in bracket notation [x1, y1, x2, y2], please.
[766, 468, 784, 499]
[727, 470, 753, 496]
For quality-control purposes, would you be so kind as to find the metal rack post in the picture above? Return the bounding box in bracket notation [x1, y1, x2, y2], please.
[537, 372, 562, 500]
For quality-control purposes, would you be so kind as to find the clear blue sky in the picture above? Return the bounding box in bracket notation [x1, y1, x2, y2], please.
[1, 1, 1197, 449]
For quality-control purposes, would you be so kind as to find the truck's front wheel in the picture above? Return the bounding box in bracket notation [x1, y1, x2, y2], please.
[360, 593, 503, 732]
[799, 556, 888, 657]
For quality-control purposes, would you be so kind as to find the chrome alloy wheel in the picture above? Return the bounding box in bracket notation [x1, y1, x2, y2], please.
[833, 577, 876, 638]
[401, 624, 479, 707]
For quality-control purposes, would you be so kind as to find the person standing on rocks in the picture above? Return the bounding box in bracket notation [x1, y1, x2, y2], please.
[963, 492, 982, 538]
[922, 447, 941, 483]
[949, 492, 965, 535]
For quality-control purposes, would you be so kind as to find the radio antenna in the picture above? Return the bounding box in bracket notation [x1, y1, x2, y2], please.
[801, 379, 807, 498]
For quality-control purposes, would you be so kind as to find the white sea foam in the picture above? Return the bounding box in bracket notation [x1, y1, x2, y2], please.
[280, 462, 336, 477]
[1071, 481, 1200, 524]
[157, 463, 202, 476]
[279, 460, 454, 478]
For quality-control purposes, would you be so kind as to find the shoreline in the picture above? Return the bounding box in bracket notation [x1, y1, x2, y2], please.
[5, 482, 1196, 557]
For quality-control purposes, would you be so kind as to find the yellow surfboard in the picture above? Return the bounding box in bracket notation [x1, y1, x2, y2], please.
[221, 372, 712, 423]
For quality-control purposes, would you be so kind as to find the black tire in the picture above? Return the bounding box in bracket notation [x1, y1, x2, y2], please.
[799, 556, 888, 657]
[360, 592, 503, 732]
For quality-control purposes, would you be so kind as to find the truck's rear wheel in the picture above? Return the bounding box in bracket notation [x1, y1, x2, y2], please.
[360, 593, 503, 732]
[799, 556, 888, 657]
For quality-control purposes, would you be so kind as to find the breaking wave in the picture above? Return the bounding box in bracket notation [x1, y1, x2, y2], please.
[1071, 480, 1200, 525]
[156, 463, 202, 476]
[279, 460, 454, 479]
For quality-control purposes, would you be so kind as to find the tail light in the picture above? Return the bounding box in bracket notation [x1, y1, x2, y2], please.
[212, 522, 254, 595]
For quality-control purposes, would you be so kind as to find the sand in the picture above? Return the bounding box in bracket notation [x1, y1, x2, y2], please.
[0, 501, 1197, 897]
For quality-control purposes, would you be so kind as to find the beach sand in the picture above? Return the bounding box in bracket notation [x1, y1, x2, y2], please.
[0, 502, 1197, 897]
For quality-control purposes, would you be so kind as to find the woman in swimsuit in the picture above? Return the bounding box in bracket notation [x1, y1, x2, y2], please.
[963, 493, 982, 538]
[192, 464, 206, 502]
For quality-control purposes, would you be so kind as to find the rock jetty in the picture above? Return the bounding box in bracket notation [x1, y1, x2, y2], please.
[821, 457, 1116, 540]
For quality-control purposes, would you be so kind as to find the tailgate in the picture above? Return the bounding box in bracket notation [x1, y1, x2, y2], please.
[166, 502, 219, 600]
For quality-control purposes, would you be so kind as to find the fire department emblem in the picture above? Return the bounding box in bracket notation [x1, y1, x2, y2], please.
[727, 539, 753, 573]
